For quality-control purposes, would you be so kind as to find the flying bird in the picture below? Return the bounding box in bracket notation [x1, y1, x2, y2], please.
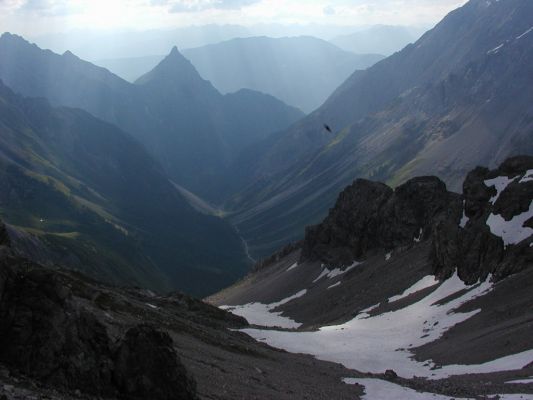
[323, 124, 332, 133]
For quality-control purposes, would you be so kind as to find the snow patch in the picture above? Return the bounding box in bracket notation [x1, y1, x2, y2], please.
[220, 289, 307, 329]
[344, 378, 474, 399]
[506, 377, 533, 384]
[484, 175, 519, 204]
[487, 43, 504, 54]
[517, 26, 533, 40]
[385, 252, 392, 261]
[327, 281, 341, 290]
[344, 378, 533, 400]
[145, 303, 158, 309]
[388, 275, 439, 304]
[486, 201, 533, 246]
[286, 262, 299, 272]
[312, 261, 361, 283]
[520, 169, 533, 184]
[460, 200, 469, 228]
[240, 272, 533, 379]
[414, 228, 423, 243]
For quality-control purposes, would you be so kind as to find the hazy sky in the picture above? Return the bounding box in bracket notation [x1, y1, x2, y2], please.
[1, 0, 467, 36]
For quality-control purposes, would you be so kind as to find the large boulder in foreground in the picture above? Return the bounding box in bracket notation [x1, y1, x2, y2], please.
[114, 324, 197, 400]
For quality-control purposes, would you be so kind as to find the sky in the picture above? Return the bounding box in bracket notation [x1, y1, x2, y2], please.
[0, 0, 468, 36]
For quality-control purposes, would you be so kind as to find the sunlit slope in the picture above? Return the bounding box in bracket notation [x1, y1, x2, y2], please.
[228, 0, 533, 258]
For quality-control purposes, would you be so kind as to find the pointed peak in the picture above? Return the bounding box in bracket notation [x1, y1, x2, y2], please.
[170, 45, 180, 55]
[62, 50, 78, 59]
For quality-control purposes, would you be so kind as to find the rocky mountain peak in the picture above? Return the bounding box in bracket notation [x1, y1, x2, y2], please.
[135, 45, 209, 89]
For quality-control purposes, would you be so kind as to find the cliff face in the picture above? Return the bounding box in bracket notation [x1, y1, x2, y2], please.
[301, 156, 533, 284]
[433, 155, 533, 283]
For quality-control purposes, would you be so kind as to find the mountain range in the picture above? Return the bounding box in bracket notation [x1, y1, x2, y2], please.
[227, 0, 533, 258]
[330, 25, 426, 56]
[0, 79, 249, 297]
[0, 34, 303, 201]
[97, 36, 384, 113]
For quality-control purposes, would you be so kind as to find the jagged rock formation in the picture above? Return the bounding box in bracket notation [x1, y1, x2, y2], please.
[299, 156, 532, 284]
[301, 177, 459, 266]
[433, 155, 533, 283]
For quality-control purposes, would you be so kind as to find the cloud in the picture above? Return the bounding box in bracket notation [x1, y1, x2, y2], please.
[154, 0, 261, 13]
[323, 5, 335, 15]
[17, 0, 81, 16]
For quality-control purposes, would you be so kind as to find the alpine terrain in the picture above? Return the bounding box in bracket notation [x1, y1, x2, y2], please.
[227, 0, 533, 258]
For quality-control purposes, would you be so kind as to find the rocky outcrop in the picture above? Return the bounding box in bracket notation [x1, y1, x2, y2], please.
[0, 252, 198, 400]
[301, 176, 460, 266]
[433, 156, 533, 283]
[301, 156, 533, 283]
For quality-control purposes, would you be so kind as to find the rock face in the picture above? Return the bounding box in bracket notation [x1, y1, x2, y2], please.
[0, 248, 198, 400]
[301, 176, 460, 266]
[301, 156, 533, 283]
[433, 155, 533, 283]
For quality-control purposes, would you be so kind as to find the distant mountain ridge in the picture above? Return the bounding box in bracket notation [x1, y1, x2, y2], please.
[227, 0, 533, 258]
[330, 25, 425, 56]
[0, 33, 303, 201]
[181, 36, 384, 113]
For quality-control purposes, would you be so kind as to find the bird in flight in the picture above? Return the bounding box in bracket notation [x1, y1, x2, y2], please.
[323, 124, 332, 133]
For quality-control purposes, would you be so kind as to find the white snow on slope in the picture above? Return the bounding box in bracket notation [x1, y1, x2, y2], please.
[327, 281, 341, 290]
[487, 43, 504, 54]
[486, 201, 533, 246]
[506, 377, 533, 384]
[286, 262, 299, 272]
[460, 201, 469, 228]
[220, 289, 307, 329]
[414, 228, 423, 242]
[241, 273, 533, 379]
[520, 169, 533, 184]
[388, 275, 439, 303]
[313, 261, 361, 283]
[344, 378, 474, 399]
[344, 378, 533, 400]
[517, 26, 533, 40]
[484, 175, 518, 204]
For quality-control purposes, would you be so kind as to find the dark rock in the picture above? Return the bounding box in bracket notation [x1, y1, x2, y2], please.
[384, 369, 398, 380]
[301, 176, 459, 266]
[300, 156, 532, 283]
[114, 325, 197, 400]
[433, 156, 533, 283]
[0, 255, 199, 400]
[301, 179, 392, 265]
[0, 221, 10, 247]
[0, 264, 115, 396]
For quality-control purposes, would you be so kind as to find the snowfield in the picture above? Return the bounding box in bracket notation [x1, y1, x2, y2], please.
[344, 378, 533, 400]
[237, 272, 533, 379]
[220, 289, 307, 329]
